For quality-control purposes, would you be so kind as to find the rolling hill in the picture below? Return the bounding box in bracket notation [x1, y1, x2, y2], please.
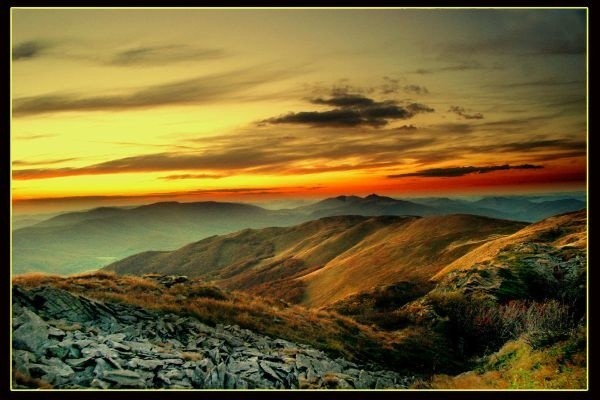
[104, 213, 528, 307]
[12, 201, 305, 275]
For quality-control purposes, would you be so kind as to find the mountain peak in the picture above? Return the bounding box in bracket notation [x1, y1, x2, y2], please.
[334, 195, 361, 202]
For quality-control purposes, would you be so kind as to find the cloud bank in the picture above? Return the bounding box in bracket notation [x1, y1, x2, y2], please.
[388, 164, 543, 178]
[262, 93, 434, 128]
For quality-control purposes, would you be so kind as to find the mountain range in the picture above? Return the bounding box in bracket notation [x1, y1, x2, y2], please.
[12, 194, 585, 275]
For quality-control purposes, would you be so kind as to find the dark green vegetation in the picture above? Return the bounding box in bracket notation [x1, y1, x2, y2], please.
[12, 194, 584, 275]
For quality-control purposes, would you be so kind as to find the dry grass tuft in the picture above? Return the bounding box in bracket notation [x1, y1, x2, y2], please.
[13, 370, 53, 389]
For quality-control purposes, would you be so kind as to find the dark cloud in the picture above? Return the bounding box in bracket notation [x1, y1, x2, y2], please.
[265, 109, 377, 127]
[109, 45, 226, 65]
[379, 77, 400, 94]
[430, 123, 475, 134]
[412, 63, 488, 75]
[492, 139, 586, 153]
[487, 79, 585, 89]
[388, 164, 543, 178]
[403, 85, 429, 95]
[448, 105, 484, 120]
[12, 40, 50, 60]
[406, 103, 435, 114]
[263, 94, 434, 128]
[312, 94, 375, 108]
[13, 65, 298, 116]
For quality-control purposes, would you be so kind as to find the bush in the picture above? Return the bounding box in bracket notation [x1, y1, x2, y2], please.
[426, 291, 579, 359]
[521, 300, 576, 348]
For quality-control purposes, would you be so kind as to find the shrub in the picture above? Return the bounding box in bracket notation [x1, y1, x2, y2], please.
[521, 300, 576, 348]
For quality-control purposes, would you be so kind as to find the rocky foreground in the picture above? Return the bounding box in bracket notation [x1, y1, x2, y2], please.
[12, 281, 411, 389]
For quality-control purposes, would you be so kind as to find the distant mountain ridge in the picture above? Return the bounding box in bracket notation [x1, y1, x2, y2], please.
[12, 194, 585, 275]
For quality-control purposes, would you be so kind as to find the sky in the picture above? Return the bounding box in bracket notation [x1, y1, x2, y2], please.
[11, 8, 587, 214]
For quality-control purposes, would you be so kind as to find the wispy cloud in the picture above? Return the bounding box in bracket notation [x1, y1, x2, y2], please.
[12, 40, 52, 60]
[12, 158, 79, 167]
[388, 164, 543, 178]
[448, 105, 484, 120]
[109, 45, 226, 66]
[403, 84, 429, 95]
[411, 62, 489, 75]
[12, 133, 55, 140]
[159, 173, 226, 180]
[486, 78, 585, 89]
[12, 127, 437, 180]
[12, 185, 321, 205]
[13, 65, 300, 117]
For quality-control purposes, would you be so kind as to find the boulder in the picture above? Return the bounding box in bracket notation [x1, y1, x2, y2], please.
[13, 309, 49, 354]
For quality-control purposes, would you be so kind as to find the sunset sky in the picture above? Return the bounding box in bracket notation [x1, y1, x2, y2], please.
[11, 8, 587, 214]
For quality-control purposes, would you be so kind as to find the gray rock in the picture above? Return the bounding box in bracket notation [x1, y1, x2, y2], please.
[65, 356, 96, 369]
[356, 369, 375, 389]
[48, 327, 66, 338]
[170, 378, 193, 388]
[228, 358, 258, 373]
[106, 340, 131, 352]
[198, 357, 215, 372]
[93, 358, 116, 377]
[102, 369, 146, 388]
[12, 349, 37, 375]
[215, 332, 244, 347]
[161, 358, 184, 365]
[190, 366, 205, 388]
[29, 358, 74, 383]
[164, 369, 185, 381]
[208, 347, 222, 364]
[45, 344, 69, 359]
[156, 370, 172, 385]
[337, 378, 353, 389]
[204, 366, 221, 389]
[13, 308, 49, 354]
[223, 371, 237, 389]
[90, 378, 111, 389]
[127, 357, 164, 370]
[13, 285, 413, 389]
[260, 361, 282, 382]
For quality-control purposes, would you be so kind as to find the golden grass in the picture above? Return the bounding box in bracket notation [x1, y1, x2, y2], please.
[303, 215, 525, 307]
[180, 352, 203, 361]
[424, 334, 587, 389]
[434, 209, 586, 280]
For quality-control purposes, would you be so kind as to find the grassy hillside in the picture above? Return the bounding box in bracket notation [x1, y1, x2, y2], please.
[105, 214, 527, 307]
[13, 209, 587, 388]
